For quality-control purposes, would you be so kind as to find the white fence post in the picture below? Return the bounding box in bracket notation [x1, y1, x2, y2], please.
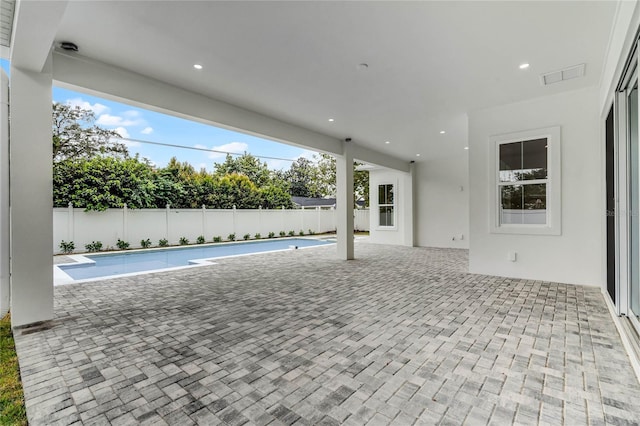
[316, 206, 321, 234]
[281, 206, 285, 233]
[202, 204, 206, 238]
[165, 204, 170, 243]
[68, 202, 74, 243]
[232, 205, 237, 237]
[123, 203, 128, 242]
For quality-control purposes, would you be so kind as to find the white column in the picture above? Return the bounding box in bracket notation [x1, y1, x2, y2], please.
[404, 162, 416, 247]
[10, 59, 54, 326]
[0, 70, 9, 317]
[336, 141, 354, 259]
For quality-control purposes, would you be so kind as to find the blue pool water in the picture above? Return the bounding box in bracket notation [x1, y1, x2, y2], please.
[59, 238, 333, 280]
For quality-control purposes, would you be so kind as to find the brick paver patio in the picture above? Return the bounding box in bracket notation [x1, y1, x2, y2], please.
[14, 243, 640, 425]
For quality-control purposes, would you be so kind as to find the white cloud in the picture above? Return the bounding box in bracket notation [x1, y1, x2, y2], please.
[140, 127, 154, 135]
[96, 113, 144, 127]
[112, 127, 141, 147]
[65, 98, 109, 115]
[114, 127, 130, 139]
[199, 141, 249, 160]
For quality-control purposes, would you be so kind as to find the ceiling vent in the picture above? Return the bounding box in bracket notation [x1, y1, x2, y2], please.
[539, 64, 586, 86]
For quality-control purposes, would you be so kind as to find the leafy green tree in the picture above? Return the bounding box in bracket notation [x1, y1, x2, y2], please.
[53, 102, 128, 161]
[286, 157, 320, 197]
[214, 153, 272, 188]
[53, 157, 155, 211]
[260, 185, 293, 209]
[210, 173, 262, 209]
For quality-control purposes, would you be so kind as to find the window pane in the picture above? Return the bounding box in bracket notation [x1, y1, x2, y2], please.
[499, 139, 548, 182]
[379, 206, 394, 227]
[386, 185, 394, 204]
[499, 142, 521, 182]
[378, 185, 385, 204]
[522, 138, 548, 180]
[500, 184, 546, 225]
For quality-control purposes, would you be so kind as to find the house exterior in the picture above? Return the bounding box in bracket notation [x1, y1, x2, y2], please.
[2, 0, 640, 375]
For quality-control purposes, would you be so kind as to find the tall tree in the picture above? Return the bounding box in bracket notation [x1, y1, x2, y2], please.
[286, 157, 320, 197]
[52, 102, 128, 161]
[213, 153, 271, 188]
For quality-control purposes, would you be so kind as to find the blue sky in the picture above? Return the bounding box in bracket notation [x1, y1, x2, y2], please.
[0, 59, 314, 171]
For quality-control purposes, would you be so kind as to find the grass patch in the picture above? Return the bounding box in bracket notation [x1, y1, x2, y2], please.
[0, 313, 27, 425]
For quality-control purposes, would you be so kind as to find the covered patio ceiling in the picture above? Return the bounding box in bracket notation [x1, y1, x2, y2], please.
[6, 1, 618, 162]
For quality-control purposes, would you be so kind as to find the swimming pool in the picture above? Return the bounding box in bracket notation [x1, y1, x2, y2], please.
[56, 238, 334, 283]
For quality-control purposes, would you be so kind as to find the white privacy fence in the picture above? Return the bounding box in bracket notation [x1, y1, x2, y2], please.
[53, 205, 370, 252]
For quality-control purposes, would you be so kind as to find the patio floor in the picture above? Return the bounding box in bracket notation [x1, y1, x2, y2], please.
[14, 243, 640, 425]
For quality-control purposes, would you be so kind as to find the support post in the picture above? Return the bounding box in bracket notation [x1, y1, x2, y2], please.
[10, 58, 54, 326]
[0, 70, 9, 317]
[336, 141, 354, 259]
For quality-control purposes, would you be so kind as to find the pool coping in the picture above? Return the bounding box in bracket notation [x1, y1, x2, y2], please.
[53, 236, 338, 286]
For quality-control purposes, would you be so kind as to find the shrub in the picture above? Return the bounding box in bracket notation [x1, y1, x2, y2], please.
[179, 237, 189, 245]
[308, 229, 315, 235]
[85, 241, 103, 252]
[116, 239, 130, 250]
[140, 238, 152, 249]
[268, 232, 275, 238]
[243, 233, 251, 240]
[213, 236, 222, 243]
[299, 230, 304, 236]
[196, 235, 206, 244]
[279, 231, 286, 237]
[228, 233, 236, 241]
[254, 233, 261, 239]
[288, 230, 295, 237]
[59, 240, 75, 254]
[159, 238, 169, 247]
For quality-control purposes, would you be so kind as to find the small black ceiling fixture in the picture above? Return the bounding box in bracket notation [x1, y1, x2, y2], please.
[60, 41, 78, 52]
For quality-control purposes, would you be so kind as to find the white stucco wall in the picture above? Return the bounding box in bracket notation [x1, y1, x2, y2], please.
[368, 169, 413, 246]
[468, 87, 602, 286]
[414, 155, 469, 249]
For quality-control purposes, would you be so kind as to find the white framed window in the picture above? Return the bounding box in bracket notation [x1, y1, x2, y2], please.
[378, 183, 395, 228]
[489, 126, 561, 235]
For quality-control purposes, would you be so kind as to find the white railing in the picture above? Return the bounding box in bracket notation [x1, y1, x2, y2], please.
[53, 204, 370, 253]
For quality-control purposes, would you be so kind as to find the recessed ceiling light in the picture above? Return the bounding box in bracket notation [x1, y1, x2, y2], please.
[328, 118, 335, 122]
[385, 141, 390, 144]
[416, 154, 421, 157]
[193, 64, 203, 70]
[464, 147, 469, 150]
[519, 63, 530, 70]
[439, 130, 446, 134]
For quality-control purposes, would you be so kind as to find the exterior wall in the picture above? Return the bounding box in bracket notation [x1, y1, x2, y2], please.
[468, 87, 602, 286]
[414, 154, 469, 249]
[53, 207, 368, 253]
[368, 169, 413, 246]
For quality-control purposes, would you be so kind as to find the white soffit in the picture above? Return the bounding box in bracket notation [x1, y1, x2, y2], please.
[52, 1, 617, 161]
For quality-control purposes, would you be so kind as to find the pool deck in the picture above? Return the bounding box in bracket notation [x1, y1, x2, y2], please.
[15, 242, 640, 425]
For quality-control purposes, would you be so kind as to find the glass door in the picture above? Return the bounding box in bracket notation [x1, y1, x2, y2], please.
[628, 79, 640, 321]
